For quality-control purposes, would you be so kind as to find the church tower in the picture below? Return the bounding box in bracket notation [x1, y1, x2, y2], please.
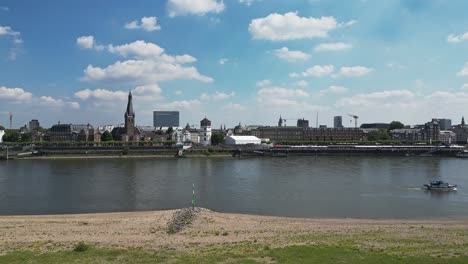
[278, 115, 283, 127]
[124, 91, 135, 139]
[462, 116, 465, 126]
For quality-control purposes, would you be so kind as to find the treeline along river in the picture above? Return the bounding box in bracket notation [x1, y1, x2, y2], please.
[0, 156, 467, 218]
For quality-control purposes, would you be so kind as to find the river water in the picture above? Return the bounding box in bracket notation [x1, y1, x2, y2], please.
[1, 156, 467, 218]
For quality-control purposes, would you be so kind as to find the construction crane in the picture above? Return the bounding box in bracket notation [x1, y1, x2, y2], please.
[348, 114, 359, 128]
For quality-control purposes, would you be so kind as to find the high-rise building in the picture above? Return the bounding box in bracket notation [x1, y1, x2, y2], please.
[334, 116, 343, 128]
[297, 118, 309, 128]
[437, 119, 452, 130]
[28, 119, 40, 131]
[153, 111, 180, 128]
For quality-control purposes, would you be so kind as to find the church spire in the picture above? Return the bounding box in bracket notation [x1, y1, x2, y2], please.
[278, 115, 283, 127]
[125, 91, 135, 117]
[462, 116, 465, 126]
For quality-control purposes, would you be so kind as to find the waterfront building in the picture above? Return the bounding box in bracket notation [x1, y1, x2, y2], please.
[28, 119, 40, 131]
[390, 128, 424, 142]
[297, 118, 309, 128]
[251, 126, 365, 142]
[200, 118, 212, 146]
[47, 123, 100, 142]
[439, 130, 456, 144]
[360, 123, 390, 130]
[97, 125, 114, 133]
[450, 117, 468, 144]
[0, 130, 4, 143]
[153, 111, 179, 128]
[112, 91, 140, 142]
[225, 135, 261, 145]
[423, 118, 440, 141]
[437, 119, 452, 130]
[334, 116, 343, 128]
[304, 128, 365, 142]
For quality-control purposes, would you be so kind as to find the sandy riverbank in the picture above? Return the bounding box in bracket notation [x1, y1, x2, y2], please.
[1, 209, 468, 257]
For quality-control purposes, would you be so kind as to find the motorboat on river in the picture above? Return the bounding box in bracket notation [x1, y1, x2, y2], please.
[423, 180, 457, 191]
[455, 150, 468, 158]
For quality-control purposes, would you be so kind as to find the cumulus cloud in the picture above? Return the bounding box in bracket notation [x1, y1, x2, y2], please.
[273, 47, 311, 62]
[76, 36, 104, 51]
[314, 42, 352, 52]
[301, 65, 334, 77]
[125, 16, 161, 31]
[81, 39, 212, 85]
[289, 72, 300, 78]
[334, 66, 373, 77]
[238, 0, 260, 6]
[447, 32, 468, 43]
[74, 88, 128, 101]
[0, 86, 33, 101]
[167, 0, 225, 17]
[336, 90, 414, 107]
[462, 84, 468, 91]
[75, 84, 162, 102]
[39, 96, 80, 109]
[457, 62, 468, 77]
[249, 12, 338, 41]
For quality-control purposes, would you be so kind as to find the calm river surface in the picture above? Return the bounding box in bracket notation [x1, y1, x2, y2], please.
[1, 156, 468, 218]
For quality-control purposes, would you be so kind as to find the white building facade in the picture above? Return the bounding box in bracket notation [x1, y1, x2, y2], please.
[0, 130, 4, 143]
[200, 118, 212, 146]
[225, 135, 261, 145]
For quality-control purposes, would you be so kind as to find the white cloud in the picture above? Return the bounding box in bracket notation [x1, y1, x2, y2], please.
[167, 0, 225, 17]
[249, 12, 338, 41]
[81, 40, 212, 85]
[238, 0, 260, 6]
[75, 84, 162, 102]
[125, 16, 161, 31]
[160, 99, 201, 109]
[222, 103, 246, 111]
[461, 84, 468, 91]
[334, 66, 373, 77]
[386, 62, 407, 70]
[338, 20, 357, 28]
[447, 32, 468, 43]
[258, 87, 309, 98]
[256, 79, 271, 87]
[289, 72, 300, 78]
[76, 36, 95, 49]
[0, 25, 23, 59]
[292, 80, 308, 87]
[457, 62, 468, 77]
[314, 42, 352, 52]
[336, 90, 414, 107]
[108, 40, 165, 58]
[74, 88, 128, 101]
[200, 91, 235, 100]
[0, 86, 33, 101]
[273, 47, 311, 62]
[302, 65, 334, 77]
[218, 58, 228, 65]
[39, 96, 80, 109]
[318, 85, 348, 96]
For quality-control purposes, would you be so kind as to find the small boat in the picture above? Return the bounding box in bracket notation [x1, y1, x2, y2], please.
[423, 180, 457, 191]
[455, 150, 468, 158]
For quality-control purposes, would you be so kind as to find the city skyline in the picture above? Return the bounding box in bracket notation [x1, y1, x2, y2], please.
[1, 0, 468, 128]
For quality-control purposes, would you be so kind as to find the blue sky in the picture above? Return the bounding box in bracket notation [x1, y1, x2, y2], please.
[1, 0, 468, 129]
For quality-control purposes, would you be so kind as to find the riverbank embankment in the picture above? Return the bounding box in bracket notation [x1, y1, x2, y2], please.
[1, 208, 468, 263]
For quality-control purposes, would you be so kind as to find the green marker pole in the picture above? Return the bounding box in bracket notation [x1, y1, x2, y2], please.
[192, 183, 195, 209]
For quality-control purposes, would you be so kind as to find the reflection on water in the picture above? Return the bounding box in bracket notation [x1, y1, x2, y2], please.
[1, 156, 468, 218]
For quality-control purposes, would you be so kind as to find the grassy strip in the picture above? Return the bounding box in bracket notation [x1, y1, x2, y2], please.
[1, 243, 467, 264]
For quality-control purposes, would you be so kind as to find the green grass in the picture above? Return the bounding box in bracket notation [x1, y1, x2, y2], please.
[1, 244, 467, 264]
